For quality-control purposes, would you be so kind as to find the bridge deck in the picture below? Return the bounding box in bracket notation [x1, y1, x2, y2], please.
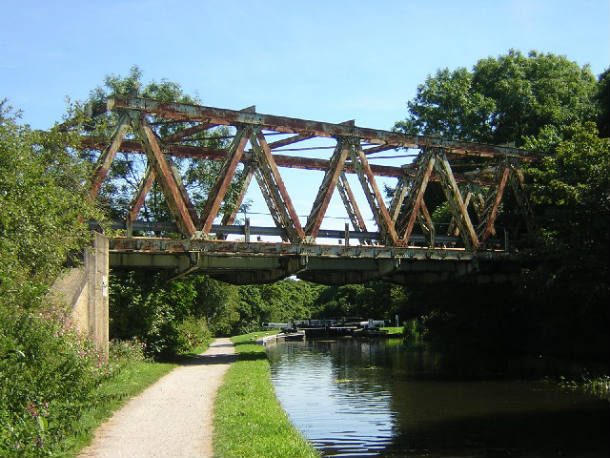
[109, 237, 517, 285]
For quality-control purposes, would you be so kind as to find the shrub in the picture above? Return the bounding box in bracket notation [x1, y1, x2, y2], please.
[175, 317, 212, 354]
[0, 302, 104, 456]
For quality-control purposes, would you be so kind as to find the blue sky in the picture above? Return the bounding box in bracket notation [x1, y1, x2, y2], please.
[1, 0, 608, 234]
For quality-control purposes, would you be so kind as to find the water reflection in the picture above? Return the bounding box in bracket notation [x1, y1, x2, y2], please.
[268, 340, 396, 456]
[267, 338, 609, 457]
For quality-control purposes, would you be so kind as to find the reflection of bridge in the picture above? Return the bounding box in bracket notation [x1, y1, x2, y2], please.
[86, 97, 535, 285]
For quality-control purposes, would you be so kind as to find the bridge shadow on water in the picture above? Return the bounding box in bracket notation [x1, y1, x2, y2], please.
[381, 408, 610, 457]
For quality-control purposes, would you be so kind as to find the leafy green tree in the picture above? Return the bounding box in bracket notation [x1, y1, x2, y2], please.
[0, 102, 105, 455]
[394, 51, 609, 360]
[0, 101, 100, 302]
[396, 50, 598, 146]
[596, 68, 610, 138]
[73, 66, 245, 231]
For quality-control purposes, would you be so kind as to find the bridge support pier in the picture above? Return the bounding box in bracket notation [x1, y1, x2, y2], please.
[51, 232, 109, 357]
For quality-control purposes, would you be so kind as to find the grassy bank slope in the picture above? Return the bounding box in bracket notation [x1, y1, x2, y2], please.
[214, 332, 319, 458]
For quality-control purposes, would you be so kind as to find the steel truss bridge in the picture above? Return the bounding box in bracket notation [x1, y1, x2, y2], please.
[84, 97, 535, 284]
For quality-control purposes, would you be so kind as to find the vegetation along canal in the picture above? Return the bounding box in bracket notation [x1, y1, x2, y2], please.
[266, 338, 609, 457]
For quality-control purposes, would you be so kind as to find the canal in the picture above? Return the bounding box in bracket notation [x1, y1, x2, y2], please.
[266, 338, 609, 457]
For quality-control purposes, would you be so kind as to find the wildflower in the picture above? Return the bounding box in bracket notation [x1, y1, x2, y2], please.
[25, 401, 39, 418]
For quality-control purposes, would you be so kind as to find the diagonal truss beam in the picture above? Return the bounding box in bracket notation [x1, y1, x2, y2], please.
[163, 122, 217, 143]
[389, 176, 409, 223]
[200, 127, 250, 233]
[132, 115, 197, 237]
[363, 144, 398, 155]
[90, 114, 131, 199]
[418, 200, 435, 246]
[221, 164, 254, 226]
[432, 148, 479, 250]
[395, 150, 436, 243]
[348, 140, 400, 245]
[127, 165, 156, 225]
[447, 190, 473, 237]
[477, 165, 510, 242]
[252, 168, 287, 240]
[304, 140, 350, 238]
[508, 165, 536, 234]
[163, 106, 257, 144]
[337, 172, 367, 233]
[267, 133, 315, 149]
[250, 130, 305, 243]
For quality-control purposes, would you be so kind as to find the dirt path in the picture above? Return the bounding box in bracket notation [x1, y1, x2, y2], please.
[78, 338, 236, 458]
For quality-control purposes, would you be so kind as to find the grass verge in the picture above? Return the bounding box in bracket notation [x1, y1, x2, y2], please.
[214, 332, 320, 458]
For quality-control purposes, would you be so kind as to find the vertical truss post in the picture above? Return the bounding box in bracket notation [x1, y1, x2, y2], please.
[432, 148, 479, 250]
[477, 165, 510, 242]
[244, 217, 251, 243]
[337, 172, 368, 233]
[348, 140, 400, 245]
[90, 114, 130, 199]
[304, 139, 350, 238]
[344, 222, 350, 247]
[199, 127, 250, 234]
[395, 150, 435, 244]
[250, 130, 305, 243]
[132, 115, 197, 237]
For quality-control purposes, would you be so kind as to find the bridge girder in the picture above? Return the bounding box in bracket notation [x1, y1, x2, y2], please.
[108, 237, 519, 286]
[83, 96, 536, 269]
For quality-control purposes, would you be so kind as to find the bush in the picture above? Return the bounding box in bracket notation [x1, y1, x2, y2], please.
[175, 317, 212, 354]
[0, 303, 105, 456]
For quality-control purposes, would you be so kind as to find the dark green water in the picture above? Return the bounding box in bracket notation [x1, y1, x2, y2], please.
[266, 338, 609, 457]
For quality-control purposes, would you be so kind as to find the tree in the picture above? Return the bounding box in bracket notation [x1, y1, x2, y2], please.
[0, 102, 104, 455]
[0, 101, 100, 300]
[596, 68, 610, 138]
[394, 51, 609, 360]
[72, 66, 245, 232]
[396, 50, 598, 146]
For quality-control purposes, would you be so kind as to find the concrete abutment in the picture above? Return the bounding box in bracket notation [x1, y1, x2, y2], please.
[51, 232, 109, 355]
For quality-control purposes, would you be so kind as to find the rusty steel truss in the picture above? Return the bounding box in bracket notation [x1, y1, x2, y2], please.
[87, 97, 534, 243]
[83, 97, 535, 283]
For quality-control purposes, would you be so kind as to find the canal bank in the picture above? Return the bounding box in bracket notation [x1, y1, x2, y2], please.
[213, 332, 319, 458]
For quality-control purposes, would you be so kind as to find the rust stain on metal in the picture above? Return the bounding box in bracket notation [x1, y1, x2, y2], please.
[252, 130, 305, 241]
[136, 117, 197, 237]
[337, 172, 367, 232]
[89, 114, 130, 199]
[86, 97, 535, 250]
[399, 152, 435, 243]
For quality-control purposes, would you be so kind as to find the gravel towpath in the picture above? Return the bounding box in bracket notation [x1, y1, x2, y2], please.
[78, 338, 236, 458]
